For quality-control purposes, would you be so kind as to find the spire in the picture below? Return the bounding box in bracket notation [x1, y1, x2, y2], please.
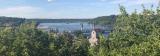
[89, 20, 98, 47]
[93, 23, 95, 30]
[92, 20, 95, 30]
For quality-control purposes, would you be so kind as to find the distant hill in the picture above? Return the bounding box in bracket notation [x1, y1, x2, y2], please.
[92, 15, 117, 26]
[0, 16, 25, 27]
[0, 16, 91, 27]
[26, 19, 91, 23]
[0, 15, 116, 27]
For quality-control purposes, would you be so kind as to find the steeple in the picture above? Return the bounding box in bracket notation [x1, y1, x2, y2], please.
[92, 20, 95, 30]
[89, 21, 98, 47]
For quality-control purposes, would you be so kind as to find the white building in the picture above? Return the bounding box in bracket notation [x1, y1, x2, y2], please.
[89, 30, 98, 46]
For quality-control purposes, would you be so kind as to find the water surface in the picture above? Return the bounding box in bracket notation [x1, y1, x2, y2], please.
[37, 23, 93, 32]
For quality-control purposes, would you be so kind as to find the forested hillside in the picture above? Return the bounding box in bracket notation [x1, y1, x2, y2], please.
[92, 15, 117, 26]
[0, 16, 25, 27]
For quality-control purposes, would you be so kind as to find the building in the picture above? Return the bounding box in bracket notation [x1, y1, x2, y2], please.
[89, 29, 98, 46]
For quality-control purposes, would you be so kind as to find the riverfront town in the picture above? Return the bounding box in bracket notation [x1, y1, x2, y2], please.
[0, 0, 160, 56]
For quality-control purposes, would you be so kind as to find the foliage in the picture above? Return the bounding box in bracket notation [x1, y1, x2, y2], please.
[0, 16, 25, 27]
[0, 23, 50, 56]
[107, 5, 160, 56]
[0, 4, 159, 56]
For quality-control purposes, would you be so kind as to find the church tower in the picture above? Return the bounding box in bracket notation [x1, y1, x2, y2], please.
[89, 23, 98, 46]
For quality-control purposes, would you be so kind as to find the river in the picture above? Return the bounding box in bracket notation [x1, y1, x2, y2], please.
[37, 22, 109, 32]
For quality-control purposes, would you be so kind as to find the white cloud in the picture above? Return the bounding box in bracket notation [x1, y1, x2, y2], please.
[100, 0, 107, 2]
[0, 6, 38, 15]
[109, 0, 127, 4]
[109, 0, 159, 6]
[0, 6, 56, 18]
[136, 0, 159, 4]
[0, 6, 40, 18]
[47, 0, 54, 2]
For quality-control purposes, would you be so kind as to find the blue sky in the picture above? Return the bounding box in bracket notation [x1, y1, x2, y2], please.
[0, 0, 159, 19]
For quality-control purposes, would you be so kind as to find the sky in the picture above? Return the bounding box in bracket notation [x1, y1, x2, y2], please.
[0, 0, 159, 19]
